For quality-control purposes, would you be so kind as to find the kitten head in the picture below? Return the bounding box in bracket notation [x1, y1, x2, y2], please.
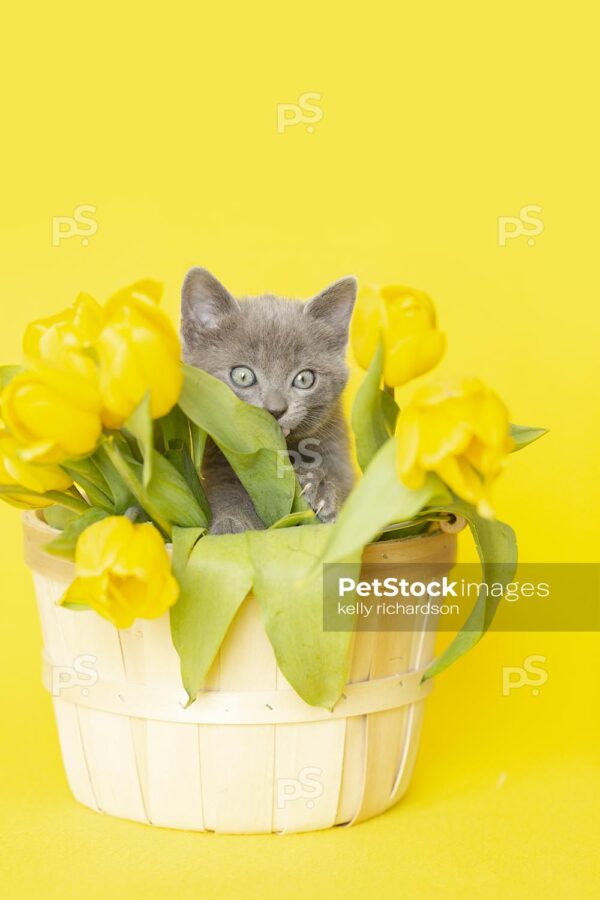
[181, 267, 357, 438]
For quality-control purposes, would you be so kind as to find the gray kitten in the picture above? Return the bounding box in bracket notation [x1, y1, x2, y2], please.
[180, 267, 357, 534]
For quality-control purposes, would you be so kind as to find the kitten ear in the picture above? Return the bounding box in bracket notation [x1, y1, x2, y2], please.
[304, 276, 357, 342]
[181, 267, 240, 330]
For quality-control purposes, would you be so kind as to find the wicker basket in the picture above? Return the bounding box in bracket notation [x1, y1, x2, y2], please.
[24, 510, 457, 834]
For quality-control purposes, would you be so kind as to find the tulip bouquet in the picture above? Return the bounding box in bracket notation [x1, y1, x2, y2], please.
[1, 280, 545, 709]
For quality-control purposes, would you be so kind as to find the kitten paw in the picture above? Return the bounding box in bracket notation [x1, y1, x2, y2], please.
[210, 516, 253, 535]
[300, 477, 339, 524]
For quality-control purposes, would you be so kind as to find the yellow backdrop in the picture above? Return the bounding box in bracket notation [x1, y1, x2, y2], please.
[1, 2, 598, 898]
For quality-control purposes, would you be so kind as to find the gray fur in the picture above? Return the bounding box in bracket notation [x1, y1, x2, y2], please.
[181, 267, 357, 533]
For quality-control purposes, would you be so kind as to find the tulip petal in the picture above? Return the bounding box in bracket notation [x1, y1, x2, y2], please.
[62, 517, 179, 628]
[76, 516, 134, 577]
[470, 390, 511, 450]
[96, 296, 182, 426]
[350, 285, 383, 370]
[395, 406, 421, 477]
[2, 376, 102, 461]
[435, 455, 484, 508]
[384, 330, 446, 387]
[105, 280, 164, 315]
[382, 286, 438, 338]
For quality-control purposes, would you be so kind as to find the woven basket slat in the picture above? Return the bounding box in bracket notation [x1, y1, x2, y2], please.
[24, 511, 457, 833]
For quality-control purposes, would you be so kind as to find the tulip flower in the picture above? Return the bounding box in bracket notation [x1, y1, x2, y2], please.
[396, 376, 513, 517]
[1, 366, 103, 464]
[351, 284, 445, 387]
[23, 292, 104, 361]
[2, 281, 183, 464]
[95, 281, 183, 428]
[0, 429, 73, 507]
[0, 294, 105, 464]
[59, 516, 179, 628]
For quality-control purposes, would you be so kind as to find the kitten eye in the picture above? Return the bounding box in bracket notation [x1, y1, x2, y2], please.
[292, 369, 316, 390]
[230, 366, 257, 387]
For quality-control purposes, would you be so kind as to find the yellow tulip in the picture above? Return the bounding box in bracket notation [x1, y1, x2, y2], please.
[95, 280, 183, 428]
[396, 376, 513, 517]
[1, 367, 103, 464]
[1, 293, 105, 464]
[351, 284, 445, 386]
[23, 292, 104, 361]
[2, 281, 181, 462]
[0, 429, 72, 508]
[60, 516, 179, 628]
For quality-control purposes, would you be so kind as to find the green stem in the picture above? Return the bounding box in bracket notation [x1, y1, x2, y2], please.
[100, 440, 172, 538]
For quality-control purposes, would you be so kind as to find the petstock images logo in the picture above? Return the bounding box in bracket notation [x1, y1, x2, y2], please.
[322, 562, 600, 633]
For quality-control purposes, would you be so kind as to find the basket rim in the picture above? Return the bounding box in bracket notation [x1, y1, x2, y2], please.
[22, 508, 460, 578]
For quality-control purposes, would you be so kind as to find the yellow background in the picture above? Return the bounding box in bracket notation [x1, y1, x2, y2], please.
[1, 2, 598, 898]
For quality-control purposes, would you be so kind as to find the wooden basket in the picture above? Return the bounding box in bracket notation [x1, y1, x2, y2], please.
[23, 511, 457, 834]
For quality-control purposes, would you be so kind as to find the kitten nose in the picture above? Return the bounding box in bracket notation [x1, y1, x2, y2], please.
[263, 393, 288, 421]
[266, 404, 288, 421]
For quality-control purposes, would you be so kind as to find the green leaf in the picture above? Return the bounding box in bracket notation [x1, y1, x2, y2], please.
[44, 491, 90, 513]
[61, 456, 114, 511]
[351, 342, 392, 471]
[0, 485, 90, 512]
[423, 498, 518, 680]
[179, 364, 296, 526]
[165, 443, 211, 524]
[247, 526, 360, 709]
[92, 447, 133, 513]
[145, 451, 208, 529]
[159, 405, 191, 452]
[290, 475, 312, 514]
[44, 507, 110, 558]
[60, 601, 92, 612]
[124, 393, 153, 487]
[191, 423, 208, 470]
[0, 365, 24, 389]
[43, 505, 79, 531]
[98, 441, 173, 537]
[171, 524, 360, 709]
[269, 509, 319, 529]
[319, 437, 452, 564]
[171, 528, 253, 705]
[100, 438, 209, 533]
[381, 388, 400, 433]
[510, 423, 548, 451]
[106, 444, 209, 532]
[113, 429, 139, 460]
